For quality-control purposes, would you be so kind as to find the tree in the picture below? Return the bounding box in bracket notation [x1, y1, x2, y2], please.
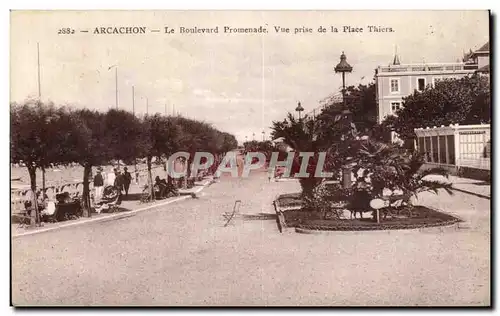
[10, 100, 74, 225]
[142, 114, 182, 197]
[104, 109, 145, 165]
[66, 109, 111, 216]
[349, 139, 454, 219]
[221, 132, 238, 155]
[321, 82, 378, 132]
[243, 140, 275, 162]
[271, 112, 355, 197]
[386, 74, 490, 141]
[174, 117, 216, 184]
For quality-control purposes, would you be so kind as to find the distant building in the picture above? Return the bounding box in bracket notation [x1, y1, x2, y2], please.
[375, 57, 477, 125]
[465, 41, 490, 76]
[374, 42, 489, 142]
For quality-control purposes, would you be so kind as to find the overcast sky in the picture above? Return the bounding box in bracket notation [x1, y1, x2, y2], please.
[10, 10, 489, 143]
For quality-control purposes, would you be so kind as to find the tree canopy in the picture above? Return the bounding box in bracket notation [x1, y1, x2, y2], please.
[385, 74, 490, 140]
[10, 101, 238, 223]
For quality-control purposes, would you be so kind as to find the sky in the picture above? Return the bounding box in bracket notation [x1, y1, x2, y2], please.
[10, 10, 489, 143]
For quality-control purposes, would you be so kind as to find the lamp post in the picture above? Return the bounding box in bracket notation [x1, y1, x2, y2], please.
[334, 51, 353, 110]
[295, 101, 304, 120]
[335, 51, 354, 189]
[262, 130, 265, 141]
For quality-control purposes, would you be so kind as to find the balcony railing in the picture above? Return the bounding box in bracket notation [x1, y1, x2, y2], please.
[377, 63, 478, 74]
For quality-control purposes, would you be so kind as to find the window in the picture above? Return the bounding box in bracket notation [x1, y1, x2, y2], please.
[417, 78, 426, 91]
[390, 78, 400, 93]
[391, 101, 402, 114]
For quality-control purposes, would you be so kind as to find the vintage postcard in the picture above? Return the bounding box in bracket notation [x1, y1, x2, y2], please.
[10, 10, 490, 306]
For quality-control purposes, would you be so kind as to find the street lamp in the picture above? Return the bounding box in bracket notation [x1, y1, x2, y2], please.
[334, 51, 353, 110]
[262, 130, 265, 141]
[335, 51, 354, 190]
[295, 101, 304, 120]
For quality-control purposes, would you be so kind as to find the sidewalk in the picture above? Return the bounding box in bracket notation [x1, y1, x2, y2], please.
[11, 177, 214, 238]
[449, 176, 490, 199]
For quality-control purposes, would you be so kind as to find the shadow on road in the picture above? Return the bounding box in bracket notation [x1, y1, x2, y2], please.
[120, 193, 143, 201]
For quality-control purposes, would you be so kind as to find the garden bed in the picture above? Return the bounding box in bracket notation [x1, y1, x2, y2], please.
[296, 206, 461, 231]
[275, 193, 302, 209]
[274, 193, 461, 232]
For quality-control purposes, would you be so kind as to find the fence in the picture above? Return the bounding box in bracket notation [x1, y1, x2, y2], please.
[414, 124, 490, 171]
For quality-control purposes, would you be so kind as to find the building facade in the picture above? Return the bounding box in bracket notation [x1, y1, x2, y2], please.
[414, 124, 490, 178]
[374, 61, 477, 124]
[375, 42, 489, 125]
[465, 41, 490, 74]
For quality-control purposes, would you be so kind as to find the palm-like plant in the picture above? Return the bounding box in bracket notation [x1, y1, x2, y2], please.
[352, 139, 453, 208]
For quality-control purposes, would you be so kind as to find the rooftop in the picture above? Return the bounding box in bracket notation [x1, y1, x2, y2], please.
[376, 62, 478, 75]
[476, 41, 489, 53]
[465, 41, 489, 60]
[477, 64, 490, 73]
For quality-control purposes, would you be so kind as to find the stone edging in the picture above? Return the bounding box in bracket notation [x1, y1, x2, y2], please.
[274, 193, 463, 234]
[295, 217, 461, 233]
[295, 222, 461, 235]
[12, 181, 210, 238]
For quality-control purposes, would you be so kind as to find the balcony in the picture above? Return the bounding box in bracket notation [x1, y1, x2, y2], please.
[376, 62, 478, 75]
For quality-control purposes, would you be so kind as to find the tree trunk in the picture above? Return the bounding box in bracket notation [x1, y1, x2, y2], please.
[27, 164, 40, 226]
[41, 166, 46, 200]
[82, 163, 92, 217]
[299, 177, 322, 199]
[186, 155, 194, 187]
[147, 156, 154, 200]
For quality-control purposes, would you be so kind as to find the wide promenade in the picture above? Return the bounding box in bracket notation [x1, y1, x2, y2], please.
[12, 170, 490, 306]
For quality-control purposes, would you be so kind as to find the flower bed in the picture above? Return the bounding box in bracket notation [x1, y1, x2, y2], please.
[297, 206, 461, 231]
[274, 193, 461, 232]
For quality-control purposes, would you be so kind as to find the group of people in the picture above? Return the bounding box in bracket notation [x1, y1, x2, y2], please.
[93, 166, 132, 202]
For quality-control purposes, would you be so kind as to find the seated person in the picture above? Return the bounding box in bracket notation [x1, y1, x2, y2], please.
[24, 192, 47, 214]
[154, 176, 168, 198]
[56, 192, 72, 204]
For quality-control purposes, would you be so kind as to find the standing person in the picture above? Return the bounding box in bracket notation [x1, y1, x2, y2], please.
[114, 169, 124, 192]
[123, 167, 132, 197]
[106, 167, 116, 187]
[93, 167, 104, 202]
[114, 168, 124, 203]
[135, 167, 139, 185]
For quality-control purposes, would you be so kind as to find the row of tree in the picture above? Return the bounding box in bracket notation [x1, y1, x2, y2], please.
[10, 99, 238, 225]
[242, 140, 276, 162]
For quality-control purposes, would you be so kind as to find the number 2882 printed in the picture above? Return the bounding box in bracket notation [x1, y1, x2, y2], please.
[58, 28, 75, 34]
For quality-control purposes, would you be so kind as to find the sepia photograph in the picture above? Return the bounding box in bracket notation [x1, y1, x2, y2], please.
[9, 10, 491, 306]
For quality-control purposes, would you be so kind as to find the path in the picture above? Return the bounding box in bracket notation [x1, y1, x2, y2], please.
[12, 170, 490, 306]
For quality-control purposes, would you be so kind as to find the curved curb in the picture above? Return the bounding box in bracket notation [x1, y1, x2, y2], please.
[295, 221, 461, 235]
[451, 187, 490, 200]
[295, 222, 460, 235]
[12, 180, 212, 239]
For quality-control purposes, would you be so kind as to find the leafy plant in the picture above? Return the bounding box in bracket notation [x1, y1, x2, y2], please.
[351, 139, 454, 210]
[384, 74, 490, 141]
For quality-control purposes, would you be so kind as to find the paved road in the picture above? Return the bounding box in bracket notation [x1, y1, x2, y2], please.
[12, 171, 490, 306]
